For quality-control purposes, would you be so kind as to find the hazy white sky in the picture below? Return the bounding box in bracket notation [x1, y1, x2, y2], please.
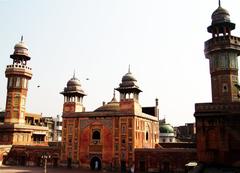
[0, 0, 240, 126]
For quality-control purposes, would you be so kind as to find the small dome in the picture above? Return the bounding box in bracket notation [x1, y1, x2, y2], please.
[61, 75, 86, 96]
[67, 77, 81, 87]
[10, 39, 30, 60]
[14, 41, 28, 50]
[122, 72, 137, 82]
[211, 6, 230, 24]
[160, 124, 174, 134]
[95, 90, 119, 112]
[120, 68, 139, 88]
[95, 101, 120, 112]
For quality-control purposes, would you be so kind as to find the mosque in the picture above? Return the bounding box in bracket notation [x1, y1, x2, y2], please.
[0, 1, 240, 173]
[59, 67, 160, 171]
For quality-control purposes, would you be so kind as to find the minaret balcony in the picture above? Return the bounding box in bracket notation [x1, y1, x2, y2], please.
[204, 36, 240, 56]
[5, 64, 32, 78]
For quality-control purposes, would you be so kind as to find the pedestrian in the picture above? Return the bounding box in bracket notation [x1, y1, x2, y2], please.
[130, 164, 134, 173]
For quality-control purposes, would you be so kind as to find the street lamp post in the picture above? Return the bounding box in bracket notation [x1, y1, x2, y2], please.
[41, 154, 51, 173]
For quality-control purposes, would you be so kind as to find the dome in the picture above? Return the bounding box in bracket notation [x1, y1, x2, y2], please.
[122, 72, 137, 82]
[95, 90, 119, 112]
[95, 101, 120, 112]
[67, 77, 81, 87]
[211, 6, 230, 24]
[10, 37, 30, 60]
[119, 67, 140, 88]
[14, 41, 28, 50]
[61, 75, 86, 96]
[160, 124, 174, 134]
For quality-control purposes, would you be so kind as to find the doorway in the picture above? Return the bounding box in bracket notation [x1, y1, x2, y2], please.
[163, 161, 170, 173]
[139, 160, 145, 172]
[67, 158, 72, 168]
[90, 157, 101, 170]
[121, 160, 126, 173]
[19, 156, 26, 166]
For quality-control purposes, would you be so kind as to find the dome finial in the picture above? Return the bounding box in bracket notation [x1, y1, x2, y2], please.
[111, 89, 117, 102]
[113, 89, 116, 98]
[21, 36, 23, 42]
[218, 0, 221, 7]
[73, 69, 76, 79]
[128, 64, 131, 73]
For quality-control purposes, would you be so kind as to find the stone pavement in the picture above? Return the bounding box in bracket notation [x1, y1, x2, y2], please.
[0, 165, 119, 173]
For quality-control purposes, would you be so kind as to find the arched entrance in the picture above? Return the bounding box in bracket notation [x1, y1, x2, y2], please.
[90, 157, 101, 170]
[19, 156, 26, 166]
[18, 152, 27, 166]
[2, 152, 8, 165]
[67, 158, 72, 168]
[162, 161, 170, 173]
[139, 160, 145, 172]
[121, 160, 127, 173]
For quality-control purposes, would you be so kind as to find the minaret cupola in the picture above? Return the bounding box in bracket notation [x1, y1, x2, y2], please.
[207, 0, 235, 37]
[60, 73, 86, 113]
[10, 36, 31, 65]
[116, 66, 142, 101]
[116, 66, 142, 114]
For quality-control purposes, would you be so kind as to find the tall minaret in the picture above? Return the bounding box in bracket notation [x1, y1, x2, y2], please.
[204, 1, 240, 103]
[60, 74, 86, 113]
[4, 37, 32, 124]
[195, 2, 240, 165]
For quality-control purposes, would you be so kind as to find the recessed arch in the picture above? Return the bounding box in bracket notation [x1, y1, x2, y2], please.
[90, 156, 101, 170]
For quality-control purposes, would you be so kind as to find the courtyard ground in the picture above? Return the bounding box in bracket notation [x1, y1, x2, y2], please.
[0, 165, 118, 173]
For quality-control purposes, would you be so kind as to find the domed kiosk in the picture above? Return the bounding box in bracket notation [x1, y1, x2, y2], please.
[207, 1, 235, 36]
[60, 74, 86, 113]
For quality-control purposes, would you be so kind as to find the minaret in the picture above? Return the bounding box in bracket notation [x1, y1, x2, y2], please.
[60, 74, 86, 113]
[4, 37, 32, 124]
[115, 66, 142, 113]
[195, 2, 240, 165]
[204, 1, 240, 103]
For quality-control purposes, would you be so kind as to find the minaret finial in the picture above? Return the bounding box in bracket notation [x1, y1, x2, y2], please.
[21, 36, 23, 42]
[128, 64, 131, 73]
[219, 0, 221, 7]
[73, 70, 76, 78]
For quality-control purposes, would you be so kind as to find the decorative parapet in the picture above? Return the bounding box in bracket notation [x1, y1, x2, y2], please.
[195, 102, 240, 113]
[6, 64, 32, 70]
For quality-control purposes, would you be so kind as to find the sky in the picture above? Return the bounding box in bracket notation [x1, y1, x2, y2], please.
[0, 0, 240, 126]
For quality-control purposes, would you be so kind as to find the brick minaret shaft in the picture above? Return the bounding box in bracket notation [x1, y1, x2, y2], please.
[4, 37, 32, 124]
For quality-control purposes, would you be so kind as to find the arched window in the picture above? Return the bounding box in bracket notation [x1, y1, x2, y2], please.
[145, 124, 150, 141]
[92, 131, 100, 140]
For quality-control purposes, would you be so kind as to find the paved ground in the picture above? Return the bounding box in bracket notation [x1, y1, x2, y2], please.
[0, 165, 119, 173]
